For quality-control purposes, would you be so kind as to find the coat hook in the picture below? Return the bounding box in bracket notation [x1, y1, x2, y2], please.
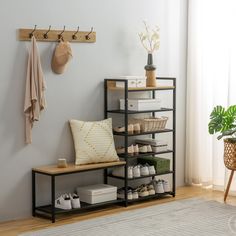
[85, 27, 93, 40]
[29, 25, 37, 38]
[58, 25, 66, 40]
[43, 25, 51, 39]
[72, 26, 80, 40]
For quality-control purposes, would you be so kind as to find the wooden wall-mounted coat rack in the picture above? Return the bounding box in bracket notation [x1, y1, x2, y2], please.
[18, 25, 96, 43]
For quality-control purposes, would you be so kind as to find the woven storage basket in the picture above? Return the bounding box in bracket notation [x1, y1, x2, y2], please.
[129, 116, 168, 132]
[224, 139, 236, 170]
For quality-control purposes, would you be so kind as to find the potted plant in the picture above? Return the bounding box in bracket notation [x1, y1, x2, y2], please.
[208, 105, 236, 201]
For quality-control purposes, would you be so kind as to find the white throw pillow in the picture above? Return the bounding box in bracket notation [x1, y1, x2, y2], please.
[69, 118, 119, 165]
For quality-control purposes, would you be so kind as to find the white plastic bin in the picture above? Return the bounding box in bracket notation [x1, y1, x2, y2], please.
[120, 98, 161, 111]
[111, 76, 146, 88]
[76, 184, 117, 204]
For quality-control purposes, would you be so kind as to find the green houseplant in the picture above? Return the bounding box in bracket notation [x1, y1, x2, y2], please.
[208, 105, 236, 140]
[208, 105, 236, 201]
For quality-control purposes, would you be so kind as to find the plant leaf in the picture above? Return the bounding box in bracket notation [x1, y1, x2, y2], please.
[208, 106, 225, 134]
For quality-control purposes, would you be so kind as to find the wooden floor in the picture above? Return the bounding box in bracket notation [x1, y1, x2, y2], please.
[1, 186, 236, 236]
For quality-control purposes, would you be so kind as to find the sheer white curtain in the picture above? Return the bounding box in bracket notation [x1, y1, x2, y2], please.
[186, 0, 236, 191]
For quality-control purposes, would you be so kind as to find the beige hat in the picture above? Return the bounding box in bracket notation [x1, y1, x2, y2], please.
[51, 41, 72, 74]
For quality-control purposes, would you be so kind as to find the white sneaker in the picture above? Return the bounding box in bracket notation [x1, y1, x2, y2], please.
[128, 166, 133, 179]
[134, 144, 139, 154]
[147, 184, 155, 195]
[132, 190, 139, 199]
[147, 145, 153, 152]
[139, 145, 148, 153]
[137, 185, 149, 197]
[114, 124, 134, 134]
[112, 166, 133, 179]
[155, 180, 165, 194]
[69, 193, 81, 209]
[117, 187, 133, 200]
[117, 188, 125, 199]
[133, 165, 141, 177]
[55, 194, 72, 210]
[133, 123, 141, 133]
[163, 180, 171, 192]
[147, 164, 156, 175]
[140, 165, 149, 176]
[127, 189, 133, 200]
[116, 145, 134, 155]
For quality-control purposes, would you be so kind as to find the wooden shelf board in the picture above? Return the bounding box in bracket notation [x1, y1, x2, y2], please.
[33, 161, 126, 175]
[108, 86, 175, 91]
[106, 80, 174, 91]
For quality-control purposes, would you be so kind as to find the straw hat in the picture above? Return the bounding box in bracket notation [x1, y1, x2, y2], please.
[51, 40, 72, 74]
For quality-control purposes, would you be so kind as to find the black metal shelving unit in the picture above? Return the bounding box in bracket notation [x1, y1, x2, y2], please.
[104, 77, 176, 206]
[32, 162, 126, 222]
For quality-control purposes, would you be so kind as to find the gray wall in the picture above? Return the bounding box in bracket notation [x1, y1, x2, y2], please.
[0, 0, 187, 221]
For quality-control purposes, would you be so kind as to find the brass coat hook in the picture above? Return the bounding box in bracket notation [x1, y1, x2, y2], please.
[29, 25, 37, 38]
[72, 26, 80, 40]
[85, 27, 93, 40]
[58, 25, 66, 40]
[43, 25, 51, 39]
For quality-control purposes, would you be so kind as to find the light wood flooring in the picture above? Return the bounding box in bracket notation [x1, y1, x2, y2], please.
[1, 186, 236, 236]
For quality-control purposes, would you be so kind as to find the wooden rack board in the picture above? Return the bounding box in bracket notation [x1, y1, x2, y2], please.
[33, 161, 126, 175]
[107, 81, 175, 91]
[18, 28, 96, 43]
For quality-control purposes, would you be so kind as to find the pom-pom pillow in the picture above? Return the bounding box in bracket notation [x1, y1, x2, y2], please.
[69, 118, 119, 165]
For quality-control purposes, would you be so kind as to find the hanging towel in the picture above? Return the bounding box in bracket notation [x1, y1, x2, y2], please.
[24, 36, 46, 144]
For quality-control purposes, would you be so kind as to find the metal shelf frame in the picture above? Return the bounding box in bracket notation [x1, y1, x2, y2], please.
[104, 77, 176, 207]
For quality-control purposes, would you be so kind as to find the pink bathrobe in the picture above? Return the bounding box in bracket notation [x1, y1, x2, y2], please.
[24, 36, 46, 144]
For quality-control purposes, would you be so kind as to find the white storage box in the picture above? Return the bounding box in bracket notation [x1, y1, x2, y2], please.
[120, 98, 161, 111]
[76, 184, 117, 204]
[114, 76, 146, 88]
[136, 138, 168, 152]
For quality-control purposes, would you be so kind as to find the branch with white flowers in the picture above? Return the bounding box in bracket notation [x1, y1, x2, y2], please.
[139, 21, 160, 53]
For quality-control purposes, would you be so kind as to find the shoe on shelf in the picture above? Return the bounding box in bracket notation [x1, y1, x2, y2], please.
[55, 194, 72, 210]
[147, 183, 155, 195]
[133, 144, 139, 154]
[117, 187, 133, 200]
[145, 163, 156, 175]
[140, 165, 149, 176]
[112, 166, 133, 179]
[127, 189, 133, 200]
[117, 188, 125, 199]
[133, 165, 141, 178]
[137, 185, 149, 197]
[139, 145, 148, 153]
[128, 166, 134, 179]
[116, 145, 134, 155]
[162, 180, 171, 192]
[69, 193, 81, 209]
[132, 189, 139, 199]
[114, 124, 134, 134]
[133, 123, 141, 133]
[154, 180, 165, 194]
[147, 145, 153, 153]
